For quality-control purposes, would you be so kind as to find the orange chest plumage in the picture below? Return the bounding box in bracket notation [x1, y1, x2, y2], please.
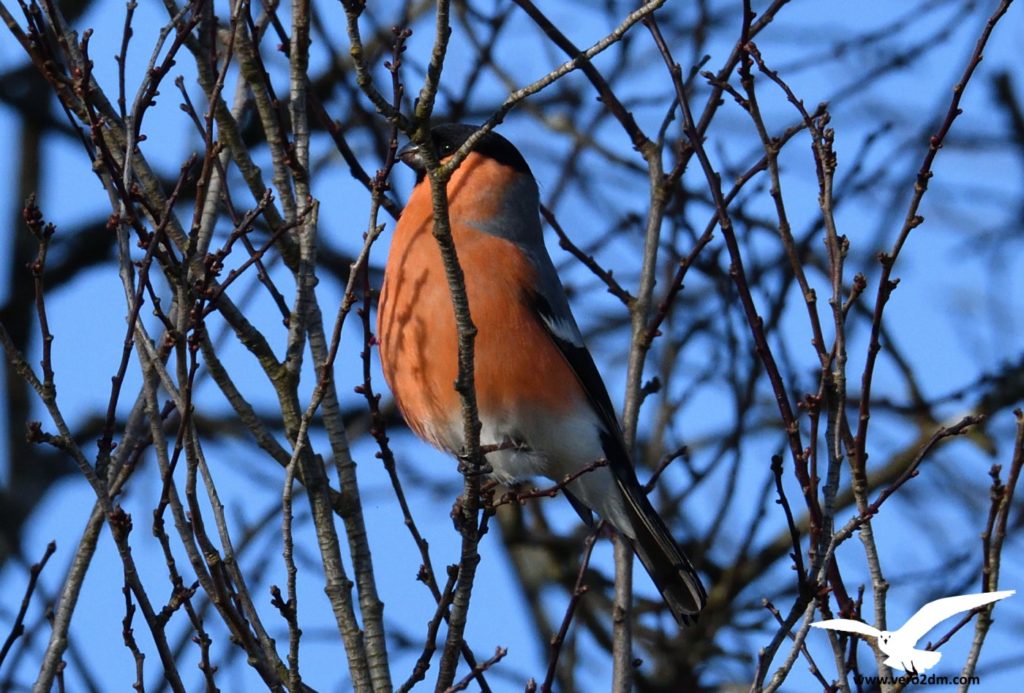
[377, 155, 581, 451]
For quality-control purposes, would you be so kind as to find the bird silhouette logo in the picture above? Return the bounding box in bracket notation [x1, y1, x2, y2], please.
[811, 590, 1014, 673]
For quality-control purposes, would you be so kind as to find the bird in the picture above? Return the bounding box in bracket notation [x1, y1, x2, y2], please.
[810, 590, 1015, 673]
[376, 123, 706, 625]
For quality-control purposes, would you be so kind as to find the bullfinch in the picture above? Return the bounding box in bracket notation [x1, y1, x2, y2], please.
[377, 123, 706, 624]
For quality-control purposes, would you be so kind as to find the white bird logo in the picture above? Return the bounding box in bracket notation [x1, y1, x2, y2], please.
[811, 590, 1014, 673]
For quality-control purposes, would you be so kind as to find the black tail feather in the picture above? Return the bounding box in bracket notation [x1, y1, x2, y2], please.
[615, 473, 706, 625]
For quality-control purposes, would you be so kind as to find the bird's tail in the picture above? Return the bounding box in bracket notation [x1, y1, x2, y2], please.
[614, 471, 706, 625]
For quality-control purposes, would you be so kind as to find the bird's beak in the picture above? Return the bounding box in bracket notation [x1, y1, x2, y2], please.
[397, 141, 425, 172]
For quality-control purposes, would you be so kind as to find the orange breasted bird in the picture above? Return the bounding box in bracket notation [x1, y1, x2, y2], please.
[377, 123, 706, 624]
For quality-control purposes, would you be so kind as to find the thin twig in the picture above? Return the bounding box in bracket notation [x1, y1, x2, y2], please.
[0, 541, 56, 668]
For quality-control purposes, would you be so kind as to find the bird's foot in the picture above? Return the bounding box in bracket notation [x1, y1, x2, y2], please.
[456, 451, 493, 476]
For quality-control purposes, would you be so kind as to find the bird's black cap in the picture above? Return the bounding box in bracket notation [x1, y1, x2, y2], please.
[398, 123, 531, 177]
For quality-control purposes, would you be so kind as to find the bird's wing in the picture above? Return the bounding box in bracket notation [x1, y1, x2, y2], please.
[520, 242, 622, 508]
[898, 590, 1015, 644]
[810, 619, 882, 638]
[520, 244, 623, 440]
[523, 244, 707, 621]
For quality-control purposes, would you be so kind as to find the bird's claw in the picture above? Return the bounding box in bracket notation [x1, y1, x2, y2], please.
[456, 452, 492, 477]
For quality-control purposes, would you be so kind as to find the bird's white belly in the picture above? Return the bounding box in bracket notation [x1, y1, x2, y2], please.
[480, 407, 605, 483]
[430, 404, 625, 515]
